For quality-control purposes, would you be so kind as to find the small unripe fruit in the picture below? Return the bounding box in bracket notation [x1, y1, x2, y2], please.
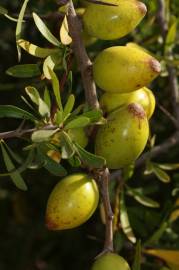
[83, 0, 147, 40]
[100, 87, 156, 119]
[51, 128, 88, 148]
[68, 128, 88, 148]
[93, 46, 161, 93]
[91, 253, 131, 270]
[95, 103, 149, 169]
[46, 173, 99, 230]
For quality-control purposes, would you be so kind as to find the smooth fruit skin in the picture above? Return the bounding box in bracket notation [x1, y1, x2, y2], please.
[68, 128, 88, 148]
[51, 128, 88, 148]
[100, 87, 156, 119]
[93, 46, 161, 93]
[91, 253, 131, 270]
[46, 173, 99, 230]
[95, 103, 149, 169]
[83, 0, 147, 40]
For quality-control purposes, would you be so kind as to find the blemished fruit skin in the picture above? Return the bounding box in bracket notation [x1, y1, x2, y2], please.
[91, 253, 131, 270]
[95, 103, 149, 169]
[46, 173, 99, 230]
[93, 46, 161, 93]
[100, 87, 156, 119]
[83, 0, 147, 40]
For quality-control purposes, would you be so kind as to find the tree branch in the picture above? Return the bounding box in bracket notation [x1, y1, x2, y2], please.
[67, 0, 99, 109]
[99, 168, 114, 252]
[66, 0, 113, 254]
[0, 125, 57, 140]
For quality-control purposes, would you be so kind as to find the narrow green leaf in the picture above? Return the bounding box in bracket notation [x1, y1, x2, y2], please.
[156, 163, 179, 171]
[43, 53, 62, 79]
[153, 166, 171, 183]
[0, 105, 37, 121]
[145, 221, 168, 246]
[65, 116, 90, 129]
[1, 143, 27, 191]
[120, 191, 136, 243]
[63, 94, 75, 119]
[68, 155, 81, 167]
[123, 164, 135, 181]
[82, 109, 103, 123]
[33, 12, 61, 47]
[74, 142, 106, 168]
[132, 240, 141, 270]
[49, 68, 63, 111]
[54, 110, 63, 125]
[25, 86, 50, 117]
[6, 64, 41, 78]
[25, 86, 40, 105]
[44, 87, 51, 110]
[31, 129, 58, 143]
[4, 143, 23, 164]
[38, 98, 50, 117]
[5, 14, 22, 22]
[37, 149, 67, 176]
[165, 19, 177, 49]
[0, 6, 8, 15]
[0, 149, 34, 176]
[16, 0, 30, 61]
[17, 39, 60, 58]
[61, 131, 75, 159]
[127, 187, 160, 208]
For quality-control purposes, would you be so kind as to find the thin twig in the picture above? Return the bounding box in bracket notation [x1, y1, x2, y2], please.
[99, 168, 114, 252]
[67, 0, 99, 109]
[157, 101, 178, 128]
[157, 0, 179, 127]
[0, 125, 57, 140]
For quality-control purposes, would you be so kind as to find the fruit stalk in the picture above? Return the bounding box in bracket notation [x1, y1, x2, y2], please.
[67, 0, 99, 109]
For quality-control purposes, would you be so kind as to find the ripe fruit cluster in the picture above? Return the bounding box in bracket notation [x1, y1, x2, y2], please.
[46, 1, 161, 268]
[83, 0, 161, 170]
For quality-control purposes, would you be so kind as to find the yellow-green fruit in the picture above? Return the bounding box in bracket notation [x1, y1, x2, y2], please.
[95, 103, 149, 169]
[100, 87, 156, 119]
[51, 128, 88, 148]
[93, 46, 161, 93]
[68, 128, 88, 148]
[83, 0, 147, 40]
[91, 253, 131, 270]
[46, 173, 99, 230]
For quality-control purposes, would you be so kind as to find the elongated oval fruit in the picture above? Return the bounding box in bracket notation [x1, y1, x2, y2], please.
[83, 0, 147, 40]
[100, 87, 156, 119]
[93, 46, 161, 93]
[95, 103, 149, 169]
[46, 173, 99, 230]
[91, 253, 131, 270]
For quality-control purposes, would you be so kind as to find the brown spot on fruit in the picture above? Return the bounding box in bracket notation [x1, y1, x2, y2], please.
[45, 216, 58, 230]
[149, 58, 161, 73]
[137, 2, 147, 15]
[128, 103, 146, 119]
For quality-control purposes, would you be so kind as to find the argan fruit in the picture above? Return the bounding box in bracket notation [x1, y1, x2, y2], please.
[46, 173, 99, 230]
[91, 252, 131, 270]
[51, 128, 88, 148]
[93, 46, 161, 93]
[83, 0, 147, 40]
[68, 128, 88, 148]
[95, 103, 149, 169]
[100, 87, 156, 119]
